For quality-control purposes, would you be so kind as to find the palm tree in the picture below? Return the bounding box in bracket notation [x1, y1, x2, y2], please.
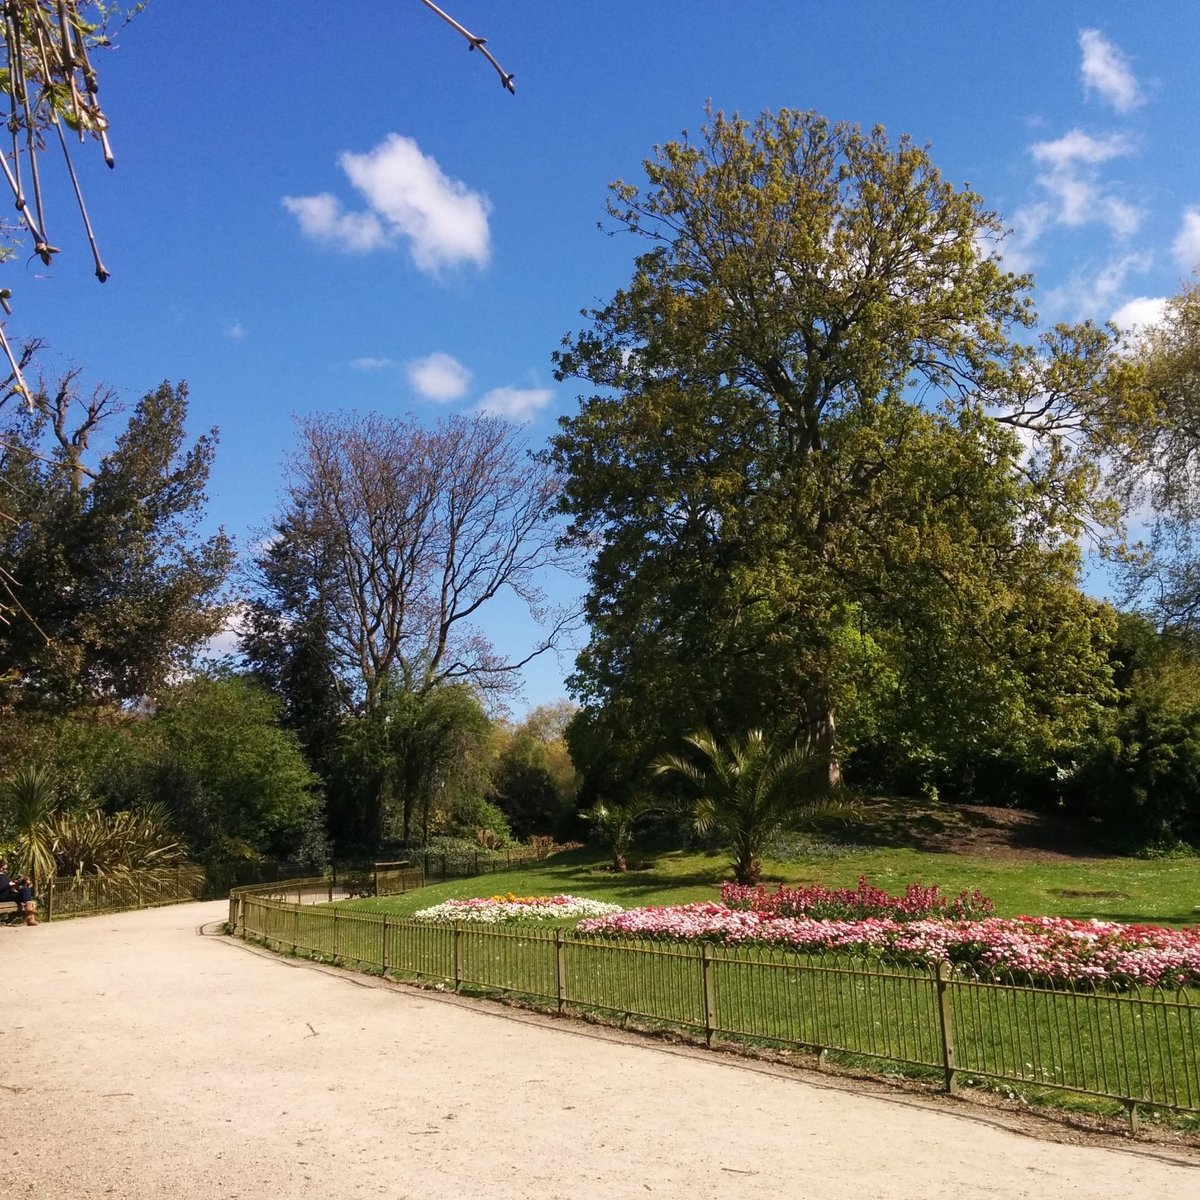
[3, 764, 57, 890]
[651, 729, 844, 886]
[586, 791, 664, 872]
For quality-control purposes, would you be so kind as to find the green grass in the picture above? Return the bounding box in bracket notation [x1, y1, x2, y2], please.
[245, 802, 1200, 1130]
[339, 842, 1200, 927]
[242, 894, 1200, 1124]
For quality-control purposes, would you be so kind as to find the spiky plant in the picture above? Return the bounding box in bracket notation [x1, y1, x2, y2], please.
[46, 802, 198, 886]
[652, 729, 846, 886]
[3, 764, 58, 888]
[586, 791, 664, 872]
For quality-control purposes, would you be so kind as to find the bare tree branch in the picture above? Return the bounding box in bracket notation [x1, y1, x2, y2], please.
[417, 0, 515, 93]
[279, 412, 569, 713]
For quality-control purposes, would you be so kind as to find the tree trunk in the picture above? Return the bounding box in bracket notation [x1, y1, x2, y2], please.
[806, 689, 842, 790]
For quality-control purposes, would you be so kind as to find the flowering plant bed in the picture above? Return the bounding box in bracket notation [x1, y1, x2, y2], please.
[413, 893, 623, 925]
[577, 902, 1200, 989]
[721, 876, 994, 922]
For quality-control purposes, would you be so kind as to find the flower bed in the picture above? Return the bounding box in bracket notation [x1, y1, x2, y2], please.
[576, 902, 1200, 989]
[413, 894, 623, 925]
[721, 876, 994, 922]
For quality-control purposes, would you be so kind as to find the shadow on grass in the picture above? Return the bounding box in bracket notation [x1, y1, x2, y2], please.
[1079, 910, 1200, 928]
[502, 848, 726, 904]
[813, 796, 972, 849]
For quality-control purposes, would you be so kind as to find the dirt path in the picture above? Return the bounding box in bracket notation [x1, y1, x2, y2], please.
[2, 902, 1197, 1199]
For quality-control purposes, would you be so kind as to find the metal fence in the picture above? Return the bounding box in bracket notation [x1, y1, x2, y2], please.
[231, 893, 1200, 1129]
[31, 860, 423, 923]
[41, 868, 207, 920]
[415, 847, 546, 883]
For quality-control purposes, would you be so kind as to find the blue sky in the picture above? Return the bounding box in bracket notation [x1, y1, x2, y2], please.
[9, 2, 1200, 711]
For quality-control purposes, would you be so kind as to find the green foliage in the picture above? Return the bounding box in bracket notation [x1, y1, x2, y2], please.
[0, 763, 57, 885]
[44, 802, 198, 883]
[1120, 276, 1200, 631]
[136, 674, 322, 861]
[552, 107, 1129, 798]
[241, 504, 345, 785]
[489, 702, 580, 840]
[651, 728, 844, 885]
[585, 791, 663, 872]
[336, 679, 493, 849]
[0, 376, 233, 708]
[1070, 626, 1200, 850]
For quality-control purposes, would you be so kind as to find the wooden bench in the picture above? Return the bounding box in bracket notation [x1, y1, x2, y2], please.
[0, 895, 37, 924]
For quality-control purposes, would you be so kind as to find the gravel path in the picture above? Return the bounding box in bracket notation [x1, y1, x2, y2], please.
[2, 902, 1197, 1199]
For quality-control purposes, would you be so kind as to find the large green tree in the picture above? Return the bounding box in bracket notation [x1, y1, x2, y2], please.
[1117, 277, 1200, 633]
[552, 108, 1137, 789]
[336, 678, 492, 847]
[137, 674, 322, 861]
[0, 373, 233, 708]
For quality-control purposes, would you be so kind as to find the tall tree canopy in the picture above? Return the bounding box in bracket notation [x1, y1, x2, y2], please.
[0, 373, 232, 708]
[552, 108, 1138, 788]
[1118, 277, 1200, 632]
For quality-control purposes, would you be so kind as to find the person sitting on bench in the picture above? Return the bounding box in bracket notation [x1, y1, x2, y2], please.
[0, 859, 37, 925]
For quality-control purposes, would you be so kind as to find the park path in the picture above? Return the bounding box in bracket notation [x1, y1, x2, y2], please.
[1, 901, 1197, 1200]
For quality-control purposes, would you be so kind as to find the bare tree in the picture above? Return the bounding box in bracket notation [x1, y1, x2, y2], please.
[273, 411, 570, 713]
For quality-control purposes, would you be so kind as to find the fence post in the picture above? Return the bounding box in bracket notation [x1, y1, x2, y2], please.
[332, 907, 340, 960]
[137, 878, 143, 909]
[702, 944, 717, 1048]
[382, 913, 390, 973]
[936, 960, 958, 1093]
[555, 928, 567, 1014]
[45, 878, 53, 923]
[453, 923, 464, 992]
[292, 905, 299, 955]
[328, 874, 334, 903]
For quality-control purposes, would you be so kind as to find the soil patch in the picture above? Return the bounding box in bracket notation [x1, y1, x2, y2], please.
[840, 800, 1116, 863]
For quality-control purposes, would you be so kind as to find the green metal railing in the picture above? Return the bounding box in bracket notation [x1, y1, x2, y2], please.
[231, 893, 1200, 1128]
[40, 868, 207, 920]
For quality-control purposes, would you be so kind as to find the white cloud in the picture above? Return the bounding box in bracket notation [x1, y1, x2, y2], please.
[1109, 295, 1168, 333]
[282, 135, 491, 276]
[478, 385, 554, 422]
[1027, 129, 1143, 238]
[1079, 29, 1144, 113]
[224, 320, 246, 341]
[407, 352, 473, 402]
[996, 203, 1052, 273]
[280, 193, 388, 252]
[1172, 206, 1200, 270]
[1031, 129, 1131, 170]
[350, 356, 398, 371]
[1045, 251, 1151, 318]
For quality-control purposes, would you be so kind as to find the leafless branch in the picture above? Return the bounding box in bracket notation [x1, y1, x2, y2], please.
[417, 0, 515, 94]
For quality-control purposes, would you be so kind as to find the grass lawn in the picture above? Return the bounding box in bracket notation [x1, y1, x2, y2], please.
[255, 800, 1200, 1128]
[340, 841, 1200, 927]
